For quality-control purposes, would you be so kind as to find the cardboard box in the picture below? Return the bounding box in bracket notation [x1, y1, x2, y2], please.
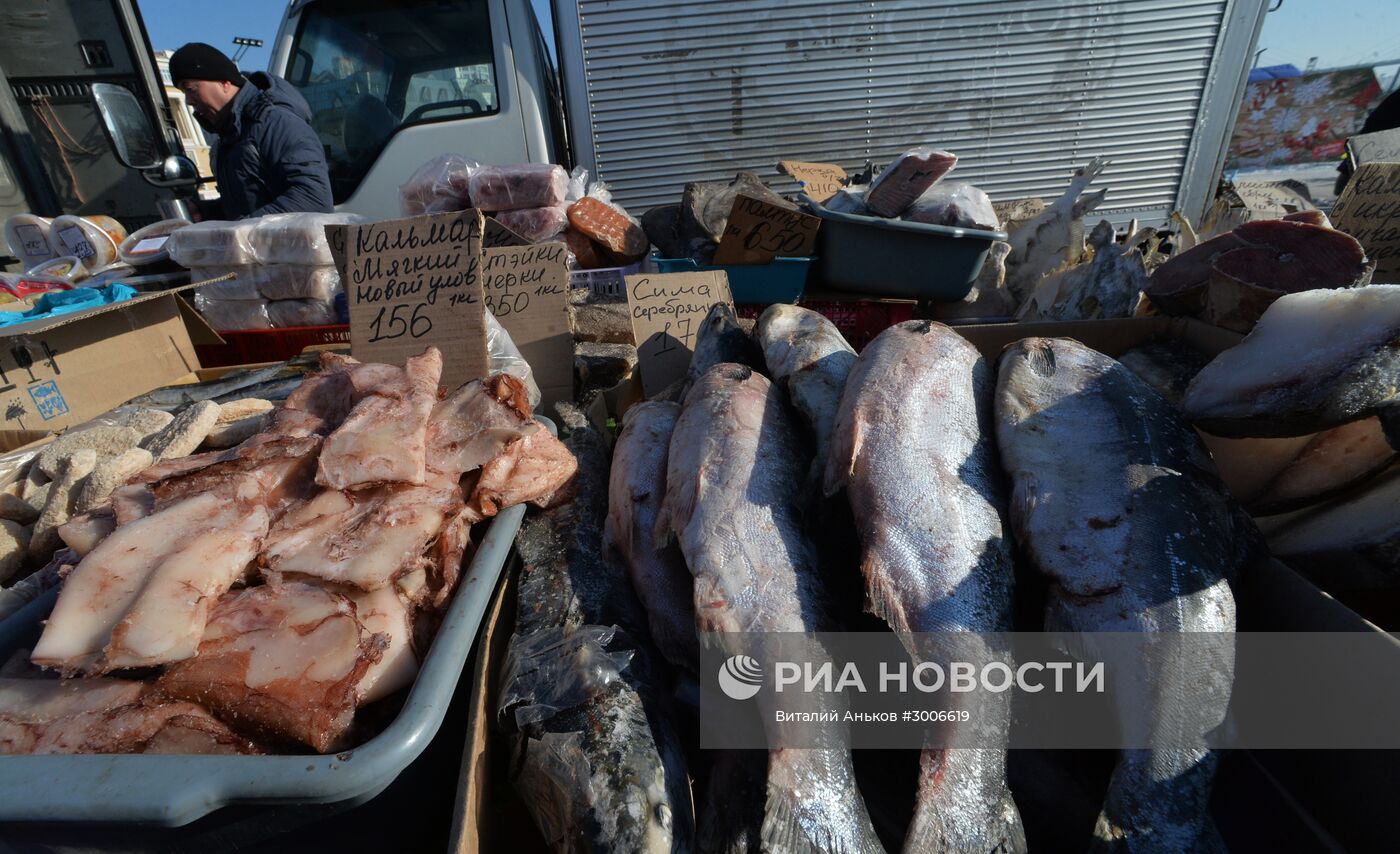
[0, 287, 220, 451]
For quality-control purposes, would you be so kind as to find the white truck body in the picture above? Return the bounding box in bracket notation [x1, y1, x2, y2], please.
[272, 0, 1267, 227]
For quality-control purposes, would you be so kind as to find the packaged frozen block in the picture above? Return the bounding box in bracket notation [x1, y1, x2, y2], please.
[823, 186, 869, 215]
[563, 228, 605, 270]
[865, 147, 958, 218]
[247, 212, 365, 265]
[193, 270, 261, 301]
[485, 312, 540, 408]
[468, 164, 568, 212]
[254, 265, 342, 301]
[267, 298, 338, 328]
[399, 153, 480, 216]
[491, 205, 570, 243]
[567, 196, 649, 264]
[902, 182, 1000, 231]
[193, 293, 272, 331]
[166, 220, 256, 267]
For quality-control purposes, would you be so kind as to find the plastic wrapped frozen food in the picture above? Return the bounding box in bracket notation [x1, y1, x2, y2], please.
[491, 205, 570, 243]
[486, 311, 540, 407]
[902, 182, 1000, 231]
[193, 271, 261, 301]
[468, 164, 568, 212]
[166, 220, 256, 267]
[247, 212, 365, 265]
[567, 196, 649, 264]
[865, 147, 958, 218]
[254, 265, 341, 301]
[267, 298, 338, 328]
[565, 166, 589, 202]
[398, 153, 480, 216]
[193, 293, 272, 331]
[823, 185, 869, 215]
[563, 228, 605, 269]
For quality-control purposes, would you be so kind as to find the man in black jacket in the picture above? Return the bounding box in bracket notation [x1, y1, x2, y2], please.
[170, 43, 333, 219]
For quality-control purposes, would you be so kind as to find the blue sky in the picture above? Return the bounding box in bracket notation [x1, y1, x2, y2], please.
[137, 0, 1395, 85]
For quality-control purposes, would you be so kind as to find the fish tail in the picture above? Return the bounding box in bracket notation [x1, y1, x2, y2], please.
[762, 750, 886, 853]
[903, 748, 1027, 854]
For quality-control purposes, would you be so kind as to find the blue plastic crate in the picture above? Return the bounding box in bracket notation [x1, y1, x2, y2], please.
[652, 256, 815, 304]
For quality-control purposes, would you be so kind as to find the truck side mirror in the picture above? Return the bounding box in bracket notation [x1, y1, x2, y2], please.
[91, 82, 162, 170]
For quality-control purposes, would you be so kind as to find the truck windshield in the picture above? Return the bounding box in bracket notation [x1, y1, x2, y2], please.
[286, 0, 499, 202]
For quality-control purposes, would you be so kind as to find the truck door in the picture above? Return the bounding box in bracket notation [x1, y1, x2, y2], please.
[0, 0, 182, 227]
[272, 0, 559, 219]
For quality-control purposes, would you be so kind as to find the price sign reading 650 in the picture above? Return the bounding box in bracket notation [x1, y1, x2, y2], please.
[712, 195, 821, 265]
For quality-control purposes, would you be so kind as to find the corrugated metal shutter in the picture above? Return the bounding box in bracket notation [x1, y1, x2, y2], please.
[567, 0, 1234, 225]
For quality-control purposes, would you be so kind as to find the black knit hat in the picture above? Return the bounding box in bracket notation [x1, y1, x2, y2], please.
[169, 43, 244, 85]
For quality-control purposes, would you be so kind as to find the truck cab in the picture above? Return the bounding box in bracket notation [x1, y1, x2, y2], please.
[268, 0, 564, 219]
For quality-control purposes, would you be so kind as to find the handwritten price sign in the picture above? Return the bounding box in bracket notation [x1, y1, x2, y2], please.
[777, 160, 848, 203]
[331, 209, 489, 387]
[712, 195, 821, 266]
[626, 270, 733, 396]
[483, 241, 572, 410]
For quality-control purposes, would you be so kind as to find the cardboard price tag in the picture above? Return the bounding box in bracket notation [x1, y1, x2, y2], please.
[331, 209, 489, 388]
[482, 241, 572, 411]
[1347, 128, 1400, 169]
[626, 271, 733, 396]
[1232, 181, 1312, 214]
[1332, 163, 1400, 281]
[777, 160, 848, 202]
[712, 195, 821, 265]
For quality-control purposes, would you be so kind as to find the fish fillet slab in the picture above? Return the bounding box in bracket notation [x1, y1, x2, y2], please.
[0, 677, 258, 755]
[157, 582, 383, 752]
[1183, 286, 1400, 442]
[32, 488, 267, 674]
[317, 347, 443, 489]
[825, 320, 1025, 853]
[261, 482, 462, 593]
[659, 363, 884, 853]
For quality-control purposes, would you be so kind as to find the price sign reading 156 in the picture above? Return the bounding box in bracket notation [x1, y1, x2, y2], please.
[339, 209, 489, 387]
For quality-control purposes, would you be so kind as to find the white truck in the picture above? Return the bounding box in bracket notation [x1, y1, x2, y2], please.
[266, 0, 1270, 229]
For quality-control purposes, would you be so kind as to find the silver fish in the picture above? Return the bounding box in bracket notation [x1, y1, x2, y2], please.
[125, 364, 291, 411]
[1183, 286, 1400, 448]
[501, 404, 694, 853]
[659, 363, 884, 854]
[605, 401, 699, 671]
[683, 303, 762, 396]
[825, 320, 1025, 854]
[996, 338, 1239, 853]
[755, 304, 857, 486]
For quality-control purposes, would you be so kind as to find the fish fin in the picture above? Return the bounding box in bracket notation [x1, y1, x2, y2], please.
[905, 751, 1028, 854]
[1380, 402, 1400, 453]
[860, 551, 906, 632]
[823, 417, 861, 498]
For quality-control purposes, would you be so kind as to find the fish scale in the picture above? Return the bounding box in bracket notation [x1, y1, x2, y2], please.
[996, 337, 1240, 853]
[825, 320, 1025, 854]
[660, 363, 884, 854]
